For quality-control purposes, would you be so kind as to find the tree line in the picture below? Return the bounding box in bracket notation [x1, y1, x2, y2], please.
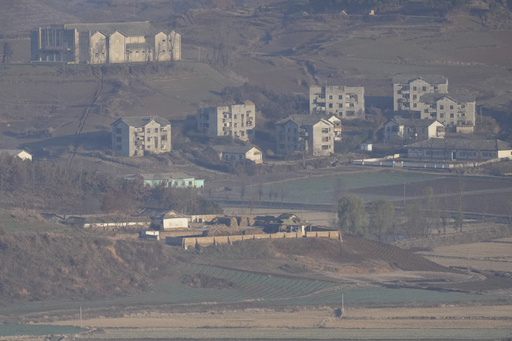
[337, 187, 463, 241]
[0, 153, 222, 215]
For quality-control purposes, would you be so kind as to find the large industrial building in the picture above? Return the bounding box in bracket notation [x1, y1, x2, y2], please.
[31, 21, 181, 64]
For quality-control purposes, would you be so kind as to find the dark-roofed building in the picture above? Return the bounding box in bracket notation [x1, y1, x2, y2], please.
[208, 145, 263, 164]
[393, 75, 448, 112]
[276, 115, 334, 156]
[419, 93, 476, 132]
[31, 21, 181, 64]
[384, 118, 444, 143]
[406, 138, 512, 160]
[111, 116, 171, 157]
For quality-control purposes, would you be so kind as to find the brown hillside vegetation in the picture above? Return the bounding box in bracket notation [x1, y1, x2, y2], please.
[0, 230, 457, 304]
[193, 234, 456, 279]
[0, 232, 175, 302]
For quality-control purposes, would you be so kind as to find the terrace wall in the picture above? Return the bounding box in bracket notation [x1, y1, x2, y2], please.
[181, 230, 342, 249]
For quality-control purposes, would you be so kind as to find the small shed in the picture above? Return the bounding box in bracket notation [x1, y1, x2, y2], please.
[2, 149, 32, 161]
[162, 211, 189, 230]
[360, 143, 373, 151]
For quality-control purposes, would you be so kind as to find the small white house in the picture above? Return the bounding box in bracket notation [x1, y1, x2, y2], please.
[360, 143, 373, 151]
[209, 145, 263, 164]
[2, 149, 32, 161]
[162, 211, 189, 230]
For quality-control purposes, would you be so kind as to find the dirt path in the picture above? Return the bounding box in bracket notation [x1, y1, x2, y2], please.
[45, 305, 512, 340]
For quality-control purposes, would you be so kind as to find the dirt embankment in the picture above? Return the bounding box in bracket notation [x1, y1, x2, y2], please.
[0, 232, 176, 302]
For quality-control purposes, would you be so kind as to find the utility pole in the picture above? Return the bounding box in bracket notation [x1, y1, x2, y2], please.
[341, 292, 344, 318]
[403, 183, 406, 207]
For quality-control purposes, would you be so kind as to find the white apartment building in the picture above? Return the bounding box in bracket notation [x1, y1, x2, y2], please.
[309, 85, 365, 119]
[393, 75, 448, 112]
[419, 94, 476, 132]
[276, 115, 334, 156]
[197, 101, 256, 142]
[111, 116, 171, 157]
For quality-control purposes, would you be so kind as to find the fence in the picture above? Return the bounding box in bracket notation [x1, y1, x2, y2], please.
[351, 157, 501, 169]
[180, 230, 342, 250]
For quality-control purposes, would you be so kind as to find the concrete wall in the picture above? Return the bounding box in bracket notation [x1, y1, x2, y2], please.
[84, 221, 150, 229]
[181, 230, 342, 249]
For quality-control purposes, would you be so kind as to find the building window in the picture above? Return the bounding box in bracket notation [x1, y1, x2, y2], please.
[329, 103, 333, 108]
[450, 113, 454, 118]
[155, 128, 158, 133]
[440, 105, 444, 110]
[338, 95, 342, 100]
[422, 86, 427, 91]
[147, 137, 151, 141]
[116, 137, 121, 142]
[322, 128, 329, 133]
[339, 103, 343, 108]
[413, 86, 417, 91]
[322, 145, 330, 149]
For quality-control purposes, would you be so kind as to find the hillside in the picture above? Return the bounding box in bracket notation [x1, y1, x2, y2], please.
[1, 0, 512, 165]
[0, 230, 465, 304]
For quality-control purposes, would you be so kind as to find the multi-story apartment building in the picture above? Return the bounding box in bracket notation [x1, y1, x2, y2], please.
[197, 101, 256, 142]
[111, 117, 171, 157]
[309, 85, 365, 119]
[393, 75, 448, 112]
[276, 115, 334, 156]
[31, 21, 181, 64]
[418, 94, 476, 132]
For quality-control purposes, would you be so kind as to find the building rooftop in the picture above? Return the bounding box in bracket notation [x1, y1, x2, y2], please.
[420, 93, 475, 103]
[393, 74, 447, 85]
[277, 115, 331, 127]
[211, 145, 260, 154]
[388, 118, 441, 128]
[406, 138, 512, 150]
[62, 21, 158, 37]
[112, 116, 170, 128]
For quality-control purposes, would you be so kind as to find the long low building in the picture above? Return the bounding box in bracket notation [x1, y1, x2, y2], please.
[406, 138, 512, 160]
[31, 21, 181, 64]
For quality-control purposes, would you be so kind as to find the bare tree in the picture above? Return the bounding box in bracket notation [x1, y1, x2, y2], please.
[212, 25, 231, 66]
[168, 31, 179, 62]
[2, 40, 13, 64]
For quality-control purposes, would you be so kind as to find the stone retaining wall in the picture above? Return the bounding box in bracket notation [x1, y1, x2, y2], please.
[181, 230, 342, 249]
